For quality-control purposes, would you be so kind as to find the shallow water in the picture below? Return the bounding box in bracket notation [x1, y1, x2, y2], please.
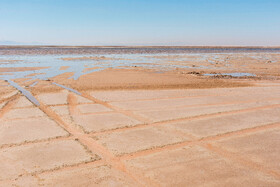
[0, 52, 278, 82]
[52, 82, 81, 95]
[204, 72, 256, 77]
[0, 53, 203, 81]
[7, 80, 40, 106]
[0, 49, 279, 88]
[1, 49, 278, 105]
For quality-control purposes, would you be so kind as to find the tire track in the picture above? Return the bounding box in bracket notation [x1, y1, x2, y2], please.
[4, 81, 280, 185]
[126, 97, 280, 112]
[51, 82, 152, 123]
[202, 143, 280, 179]
[80, 92, 152, 123]
[90, 103, 280, 136]
[49, 92, 157, 187]
[0, 94, 19, 119]
[120, 122, 280, 160]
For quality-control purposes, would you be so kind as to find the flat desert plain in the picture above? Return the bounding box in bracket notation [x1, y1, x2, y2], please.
[1, 47, 280, 186]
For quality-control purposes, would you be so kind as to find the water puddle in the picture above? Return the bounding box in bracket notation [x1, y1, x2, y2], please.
[52, 82, 81, 95]
[204, 72, 256, 77]
[0, 51, 278, 101]
[0, 52, 277, 84]
[1, 49, 278, 113]
[29, 81, 38, 87]
[7, 80, 40, 106]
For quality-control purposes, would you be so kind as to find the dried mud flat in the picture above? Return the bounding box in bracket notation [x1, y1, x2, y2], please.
[1, 47, 280, 186]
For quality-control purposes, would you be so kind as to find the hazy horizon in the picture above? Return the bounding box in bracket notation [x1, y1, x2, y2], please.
[1, 43, 280, 47]
[1, 0, 280, 46]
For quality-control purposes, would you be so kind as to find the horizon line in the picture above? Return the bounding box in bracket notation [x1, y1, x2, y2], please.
[1, 45, 280, 48]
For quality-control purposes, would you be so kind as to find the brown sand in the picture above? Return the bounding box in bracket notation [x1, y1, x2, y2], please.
[1, 51, 280, 186]
[29, 68, 251, 95]
[1, 79, 280, 186]
[59, 66, 70, 70]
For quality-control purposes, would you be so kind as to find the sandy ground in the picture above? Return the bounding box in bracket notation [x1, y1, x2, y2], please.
[1, 50, 280, 186]
[1, 80, 280, 186]
[26, 68, 251, 94]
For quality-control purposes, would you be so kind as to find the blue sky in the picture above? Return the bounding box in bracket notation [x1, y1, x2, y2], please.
[0, 0, 279, 45]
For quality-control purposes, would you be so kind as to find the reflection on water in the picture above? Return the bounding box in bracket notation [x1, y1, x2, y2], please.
[0, 52, 278, 83]
[204, 72, 256, 77]
[52, 82, 81, 95]
[0, 53, 206, 82]
[29, 81, 38, 87]
[1, 51, 278, 105]
[7, 80, 40, 106]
